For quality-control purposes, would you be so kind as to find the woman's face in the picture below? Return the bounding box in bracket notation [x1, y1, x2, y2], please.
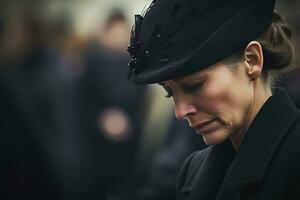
[160, 61, 255, 145]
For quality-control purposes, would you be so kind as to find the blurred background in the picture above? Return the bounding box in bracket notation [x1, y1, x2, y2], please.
[0, 0, 299, 200]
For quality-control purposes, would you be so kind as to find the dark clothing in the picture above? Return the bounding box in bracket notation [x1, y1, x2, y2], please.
[0, 48, 91, 200]
[111, 117, 206, 200]
[176, 88, 300, 200]
[0, 49, 67, 200]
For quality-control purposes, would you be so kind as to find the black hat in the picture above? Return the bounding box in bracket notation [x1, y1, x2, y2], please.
[127, 0, 276, 84]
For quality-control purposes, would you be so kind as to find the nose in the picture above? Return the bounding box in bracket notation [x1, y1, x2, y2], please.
[174, 98, 197, 120]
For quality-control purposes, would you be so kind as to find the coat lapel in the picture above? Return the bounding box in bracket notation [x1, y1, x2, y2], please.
[216, 88, 300, 200]
[187, 139, 236, 200]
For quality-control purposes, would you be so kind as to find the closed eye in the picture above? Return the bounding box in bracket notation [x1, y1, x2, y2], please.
[158, 83, 173, 98]
[182, 80, 205, 92]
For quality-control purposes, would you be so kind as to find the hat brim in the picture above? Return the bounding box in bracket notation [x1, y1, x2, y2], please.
[131, 0, 275, 85]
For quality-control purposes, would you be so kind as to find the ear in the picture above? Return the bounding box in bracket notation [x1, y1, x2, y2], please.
[243, 41, 264, 81]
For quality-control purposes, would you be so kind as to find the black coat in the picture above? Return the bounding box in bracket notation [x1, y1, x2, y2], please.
[176, 88, 300, 200]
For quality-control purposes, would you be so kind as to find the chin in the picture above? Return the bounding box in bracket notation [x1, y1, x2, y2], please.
[201, 130, 230, 145]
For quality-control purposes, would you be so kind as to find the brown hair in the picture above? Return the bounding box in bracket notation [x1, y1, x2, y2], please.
[259, 12, 295, 70]
[257, 12, 295, 86]
[257, 12, 296, 86]
[224, 12, 296, 87]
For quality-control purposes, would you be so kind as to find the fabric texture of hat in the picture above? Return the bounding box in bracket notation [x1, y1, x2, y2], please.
[127, 0, 276, 84]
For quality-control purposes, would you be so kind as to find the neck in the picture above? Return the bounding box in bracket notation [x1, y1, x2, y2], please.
[231, 80, 272, 151]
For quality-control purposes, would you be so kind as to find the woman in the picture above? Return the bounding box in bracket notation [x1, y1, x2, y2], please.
[127, 0, 300, 199]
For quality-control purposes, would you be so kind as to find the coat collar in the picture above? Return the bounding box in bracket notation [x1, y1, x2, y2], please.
[216, 88, 300, 199]
[188, 88, 300, 200]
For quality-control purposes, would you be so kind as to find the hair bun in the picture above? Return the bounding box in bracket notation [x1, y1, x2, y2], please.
[259, 12, 295, 70]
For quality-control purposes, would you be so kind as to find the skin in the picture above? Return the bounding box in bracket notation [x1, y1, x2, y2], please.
[160, 41, 272, 151]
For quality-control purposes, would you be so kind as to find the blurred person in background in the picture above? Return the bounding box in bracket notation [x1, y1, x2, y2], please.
[0, 5, 102, 200]
[0, 11, 73, 200]
[78, 9, 148, 197]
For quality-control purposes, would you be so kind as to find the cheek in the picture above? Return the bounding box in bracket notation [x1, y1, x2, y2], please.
[197, 85, 248, 127]
[196, 87, 232, 119]
[198, 81, 230, 109]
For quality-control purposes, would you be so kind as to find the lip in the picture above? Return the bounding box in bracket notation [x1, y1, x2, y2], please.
[193, 119, 216, 133]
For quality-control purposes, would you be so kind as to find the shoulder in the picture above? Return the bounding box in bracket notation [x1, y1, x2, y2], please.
[282, 115, 300, 150]
[279, 115, 300, 158]
[176, 146, 212, 199]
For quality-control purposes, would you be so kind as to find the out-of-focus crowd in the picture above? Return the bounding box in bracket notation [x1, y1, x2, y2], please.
[0, 0, 299, 200]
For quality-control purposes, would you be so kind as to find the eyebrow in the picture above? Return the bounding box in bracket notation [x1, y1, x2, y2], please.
[158, 74, 188, 85]
[158, 74, 205, 86]
[178, 75, 206, 84]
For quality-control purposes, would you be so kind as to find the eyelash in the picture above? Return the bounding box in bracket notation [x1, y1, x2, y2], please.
[165, 90, 173, 98]
[183, 81, 204, 92]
